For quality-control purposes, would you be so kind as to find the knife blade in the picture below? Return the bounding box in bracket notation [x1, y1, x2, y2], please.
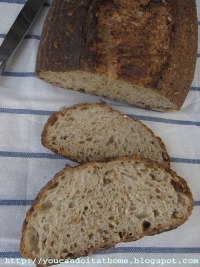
[0, 0, 45, 75]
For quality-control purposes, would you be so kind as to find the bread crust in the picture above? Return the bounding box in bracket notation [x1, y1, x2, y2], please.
[41, 102, 170, 167]
[20, 155, 193, 263]
[157, 0, 198, 109]
[36, 0, 197, 110]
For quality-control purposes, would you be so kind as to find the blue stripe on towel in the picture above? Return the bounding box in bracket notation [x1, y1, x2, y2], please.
[0, 199, 199, 206]
[0, 107, 53, 116]
[1, 107, 200, 126]
[1, 247, 200, 258]
[1, 72, 35, 77]
[0, 151, 63, 159]
[0, 33, 41, 40]
[191, 87, 200, 92]
[0, 151, 199, 165]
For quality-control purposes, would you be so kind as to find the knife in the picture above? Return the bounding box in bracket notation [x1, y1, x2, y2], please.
[0, 0, 45, 75]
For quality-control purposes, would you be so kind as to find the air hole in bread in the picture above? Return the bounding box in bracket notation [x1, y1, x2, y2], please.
[42, 238, 47, 247]
[41, 201, 53, 210]
[79, 106, 89, 111]
[108, 136, 114, 144]
[89, 233, 94, 240]
[150, 174, 156, 180]
[103, 237, 109, 242]
[153, 209, 159, 217]
[142, 221, 151, 231]
[29, 227, 39, 253]
[118, 231, 123, 238]
[97, 201, 103, 209]
[103, 178, 112, 185]
[52, 136, 56, 141]
[69, 202, 75, 209]
[109, 222, 114, 229]
[61, 248, 68, 254]
[86, 137, 93, 142]
[172, 210, 183, 219]
[156, 195, 162, 200]
[49, 182, 59, 190]
[97, 229, 103, 234]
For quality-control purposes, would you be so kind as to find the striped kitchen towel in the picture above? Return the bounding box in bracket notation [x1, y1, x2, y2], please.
[0, 0, 200, 266]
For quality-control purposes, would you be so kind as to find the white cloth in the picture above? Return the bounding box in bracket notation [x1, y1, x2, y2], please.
[0, 1, 200, 266]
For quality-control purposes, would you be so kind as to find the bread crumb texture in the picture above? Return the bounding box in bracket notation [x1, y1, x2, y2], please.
[20, 157, 192, 261]
[42, 103, 169, 166]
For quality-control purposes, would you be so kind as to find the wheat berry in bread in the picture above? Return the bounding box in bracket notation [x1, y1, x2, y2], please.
[36, 0, 197, 111]
[20, 156, 193, 263]
[42, 103, 169, 166]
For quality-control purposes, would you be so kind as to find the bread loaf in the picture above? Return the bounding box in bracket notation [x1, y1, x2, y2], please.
[42, 103, 169, 166]
[36, 0, 197, 111]
[20, 156, 193, 263]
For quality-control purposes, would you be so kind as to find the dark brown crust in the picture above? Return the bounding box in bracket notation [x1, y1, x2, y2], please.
[36, 0, 197, 111]
[41, 102, 170, 167]
[20, 155, 193, 264]
[157, 0, 198, 109]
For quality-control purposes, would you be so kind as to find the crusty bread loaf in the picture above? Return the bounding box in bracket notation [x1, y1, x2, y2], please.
[36, 0, 197, 111]
[42, 103, 169, 166]
[20, 156, 193, 264]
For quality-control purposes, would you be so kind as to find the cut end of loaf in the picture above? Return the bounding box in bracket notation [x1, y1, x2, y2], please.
[37, 71, 177, 112]
[20, 156, 193, 262]
[41, 103, 170, 167]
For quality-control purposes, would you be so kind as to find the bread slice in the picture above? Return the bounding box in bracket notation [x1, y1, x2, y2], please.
[42, 103, 169, 167]
[20, 156, 193, 263]
[36, 0, 197, 111]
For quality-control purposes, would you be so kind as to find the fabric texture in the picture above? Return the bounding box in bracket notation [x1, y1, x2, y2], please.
[0, 1, 200, 266]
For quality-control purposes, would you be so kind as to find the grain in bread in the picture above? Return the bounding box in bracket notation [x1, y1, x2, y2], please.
[36, 0, 197, 111]
[42, 103, 169, 166]
[20, 156, 193, 263]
